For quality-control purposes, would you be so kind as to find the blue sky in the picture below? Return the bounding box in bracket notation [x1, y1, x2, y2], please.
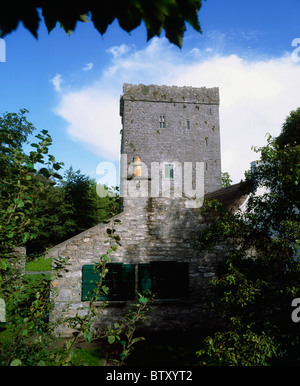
[1, 0, 300, 185]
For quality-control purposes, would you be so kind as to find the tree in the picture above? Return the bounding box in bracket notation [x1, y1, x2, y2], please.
[58, 167, 99, 239]
[0, 109, 66, 365]
[0, 1, 202, 48]
[0, 109, 63, 258]
[196, 110, 300, 366]
[276, 107, 300, 149]
[26, 169, 122, 255]
[221, 171, 232, 187]
[0, 110, 150, 366]
[25, 178, 66, 254]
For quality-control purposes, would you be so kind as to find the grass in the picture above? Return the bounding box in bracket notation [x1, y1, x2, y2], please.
[126, 330, 202, 366]
[67, 347, 107, 366]
[25, 255, 52, 282]
[26, 255, 52, 271]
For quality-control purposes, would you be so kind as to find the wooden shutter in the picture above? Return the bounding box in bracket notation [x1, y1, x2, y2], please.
[82, 264, 101, 301]
[151, 262, 189, 299]
[177, 262, 189, 298]
[82, 263, 136, 301]
[105, 263, 122, 300]
[138, 264, 152, 295]
[152, 261, 176, 298]
[122, 264, 136, 300]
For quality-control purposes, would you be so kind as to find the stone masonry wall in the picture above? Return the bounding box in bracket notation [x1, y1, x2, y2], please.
[48, 190, 222, 336]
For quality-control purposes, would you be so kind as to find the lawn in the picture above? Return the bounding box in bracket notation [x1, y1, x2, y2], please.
[25, 255, 52, 271]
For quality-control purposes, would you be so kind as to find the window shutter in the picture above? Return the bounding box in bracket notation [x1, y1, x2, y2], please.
[105, 263, 122, 300]
[82, 264, 100, 301]
[151, 262, 189, 299]
[177, 263, 189, 298]
[122, 264, 136, 300]
[82, 263, 135, 301]
[152, 261, 177, 299]
[138, 264, 152, 295]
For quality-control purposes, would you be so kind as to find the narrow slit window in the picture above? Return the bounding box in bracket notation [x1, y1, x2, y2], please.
[205, 138, 208, 147]
[164, 163, 174, 179]
[186, 120, 190, 130]
[159, 115, 166, 128]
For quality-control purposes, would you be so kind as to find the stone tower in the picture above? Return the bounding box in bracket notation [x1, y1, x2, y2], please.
[119, 83, 221, 208]
[49, 83, 227, 336]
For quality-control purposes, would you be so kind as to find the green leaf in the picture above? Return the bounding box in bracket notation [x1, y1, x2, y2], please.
[84, 330, 93, 343]
[108, 335, 115, 344]
[139, 296, 148, 305]
[0, 259, 8, 270]
[131, 337, 145, 345]
[10, 359, 22, 366]
[22, 233, 30, 243]
[21, 6, 40, 38]
[26, 162, 34, 169]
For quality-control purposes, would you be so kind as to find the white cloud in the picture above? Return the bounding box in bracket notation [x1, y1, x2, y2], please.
[50, 73, 63, 93]
[188, 47, 201, 57]
[169, 54, 300, 182]
[103, 38, 181, 83]
[82, 63, 94, 71]
[54, 86, 121, 161]
[52, 38, 300, 183]
[106, 44, 131, 59]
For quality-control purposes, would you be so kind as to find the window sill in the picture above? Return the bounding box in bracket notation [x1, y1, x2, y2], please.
[91, 298, 191, 307]
[93, 300, 128, 307]
[153, 298, 191, 306]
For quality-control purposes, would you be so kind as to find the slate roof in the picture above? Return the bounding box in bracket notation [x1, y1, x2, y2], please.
[204, 183, 249, 213]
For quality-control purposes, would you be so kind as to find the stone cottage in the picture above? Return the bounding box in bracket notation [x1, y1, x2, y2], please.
[48, 84, 247, 336]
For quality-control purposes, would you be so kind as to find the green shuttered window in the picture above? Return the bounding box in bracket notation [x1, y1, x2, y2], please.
[82, 261, 189, 301]
[82, 263, 135, 301]
[138, 262, 189, 299]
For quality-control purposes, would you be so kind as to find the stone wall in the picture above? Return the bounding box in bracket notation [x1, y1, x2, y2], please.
[48, 188, 222, 336]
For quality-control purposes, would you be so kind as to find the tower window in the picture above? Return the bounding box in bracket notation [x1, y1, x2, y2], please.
[186, 120, 190, 130]
[164, 163, 174, 179]
[159, 115, 166, 128]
